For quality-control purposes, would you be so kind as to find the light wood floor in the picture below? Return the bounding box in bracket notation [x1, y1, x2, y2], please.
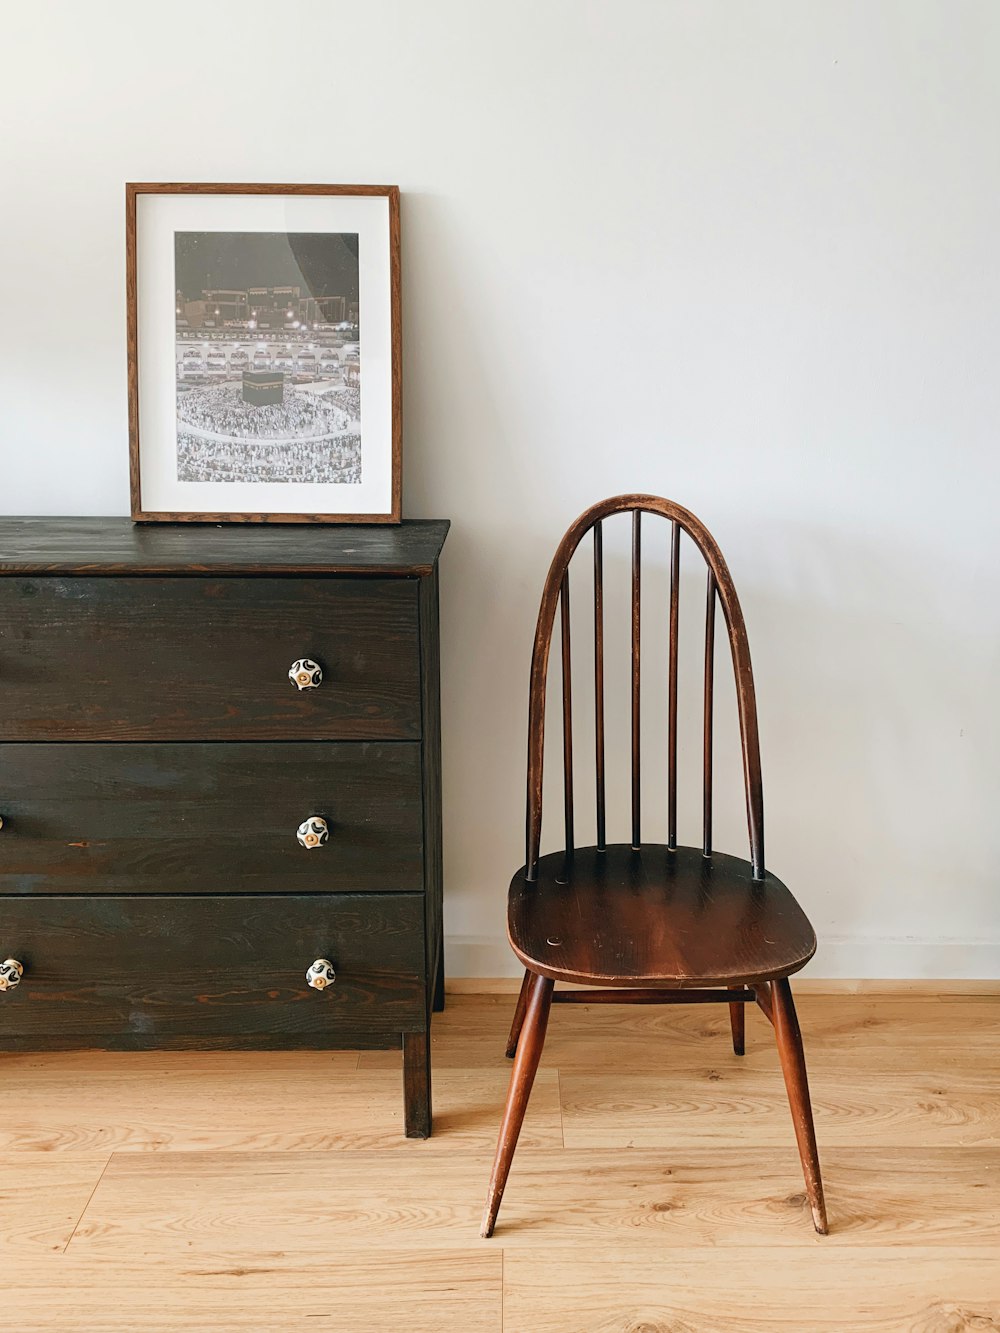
[4, 991, 999, 1331]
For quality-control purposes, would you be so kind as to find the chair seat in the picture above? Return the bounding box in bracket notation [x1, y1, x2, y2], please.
[507, 843, 816, 988]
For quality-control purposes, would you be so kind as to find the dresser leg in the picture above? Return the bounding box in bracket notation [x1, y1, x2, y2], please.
[432, 942, 446, 1012]
[403, 1029, 432, 1138]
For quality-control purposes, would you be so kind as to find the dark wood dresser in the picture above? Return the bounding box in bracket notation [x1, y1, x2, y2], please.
[0, 518, 448, 1137]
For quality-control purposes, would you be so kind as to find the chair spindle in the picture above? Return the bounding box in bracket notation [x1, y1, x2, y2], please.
[560, 572, 574, 855]
[703, 570, 717, 856]
[667, 520, 680, 849]
[593, 522, 606, 851]
[631, 511, 641, 849]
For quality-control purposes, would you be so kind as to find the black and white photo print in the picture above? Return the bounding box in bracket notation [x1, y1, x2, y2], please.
[174, 231, 362, 486]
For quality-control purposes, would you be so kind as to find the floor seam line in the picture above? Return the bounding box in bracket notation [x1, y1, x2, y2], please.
[501, 1246, 505, 1333]
[63, 1152, 115, 1253]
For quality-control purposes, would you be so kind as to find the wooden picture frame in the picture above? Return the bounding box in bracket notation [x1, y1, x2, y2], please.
[126, 183, 401, 524]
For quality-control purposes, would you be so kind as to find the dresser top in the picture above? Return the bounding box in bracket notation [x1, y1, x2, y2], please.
[0, 517, 450, 576]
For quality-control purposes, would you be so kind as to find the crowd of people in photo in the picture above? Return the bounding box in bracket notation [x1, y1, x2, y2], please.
[176, 383, 357, 441]
[176, 433, 362, 485]
[325, 385, 362, 419]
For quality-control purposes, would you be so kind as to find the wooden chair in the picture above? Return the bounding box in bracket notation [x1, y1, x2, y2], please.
[481, 494, 828, 1238]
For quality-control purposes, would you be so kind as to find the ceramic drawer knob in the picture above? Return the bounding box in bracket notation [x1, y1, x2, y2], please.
[0, 959, 24, 992]
[289, 658, 323, 691]
[306, 958, 336, 990]
[296, 816, 330, 850]
[0, 814, 4, 830]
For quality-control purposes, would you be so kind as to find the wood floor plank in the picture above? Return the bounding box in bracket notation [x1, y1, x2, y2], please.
[361, 993, 991, 1071]
[0, 1062, 560, 1152]
[561, 1066, 1000, 1147]
[63, 1146, 1000, 1252]
[0, 1153, 111, 1254]
[7, 1251, 502, 1333]
[503, 1248, 1000, 1332]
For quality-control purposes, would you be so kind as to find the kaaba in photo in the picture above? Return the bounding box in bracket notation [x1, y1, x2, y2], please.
[242, 370, 285, 406]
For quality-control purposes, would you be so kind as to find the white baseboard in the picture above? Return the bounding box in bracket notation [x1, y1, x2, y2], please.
[443, 935, 1000, 990]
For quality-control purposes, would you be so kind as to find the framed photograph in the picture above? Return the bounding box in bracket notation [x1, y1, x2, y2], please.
[126, 183, 401, 523]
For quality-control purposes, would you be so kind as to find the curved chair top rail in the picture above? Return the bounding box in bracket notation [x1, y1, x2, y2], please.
[525, 493, 765, 881]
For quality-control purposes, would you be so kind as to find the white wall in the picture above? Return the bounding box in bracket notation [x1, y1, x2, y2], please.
[2, 1, 998, 977]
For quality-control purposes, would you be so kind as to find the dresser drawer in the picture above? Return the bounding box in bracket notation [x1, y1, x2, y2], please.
[0, 893, 426, 1043]
[0, 576, 420, 741]
[0, 742, 423, 894]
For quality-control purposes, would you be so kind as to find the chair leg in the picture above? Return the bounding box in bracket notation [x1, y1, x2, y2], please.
[729, 997, 746, 1055]
[482, 971, 554, 1237]
[505, 969, 532, 1058]
[771, 976, 828, 1235]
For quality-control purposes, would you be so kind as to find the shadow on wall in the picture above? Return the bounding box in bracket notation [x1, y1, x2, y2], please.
[749, 521, 1000, 964]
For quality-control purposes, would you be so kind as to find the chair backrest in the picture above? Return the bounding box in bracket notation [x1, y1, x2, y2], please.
[525, 494, 765, 882]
